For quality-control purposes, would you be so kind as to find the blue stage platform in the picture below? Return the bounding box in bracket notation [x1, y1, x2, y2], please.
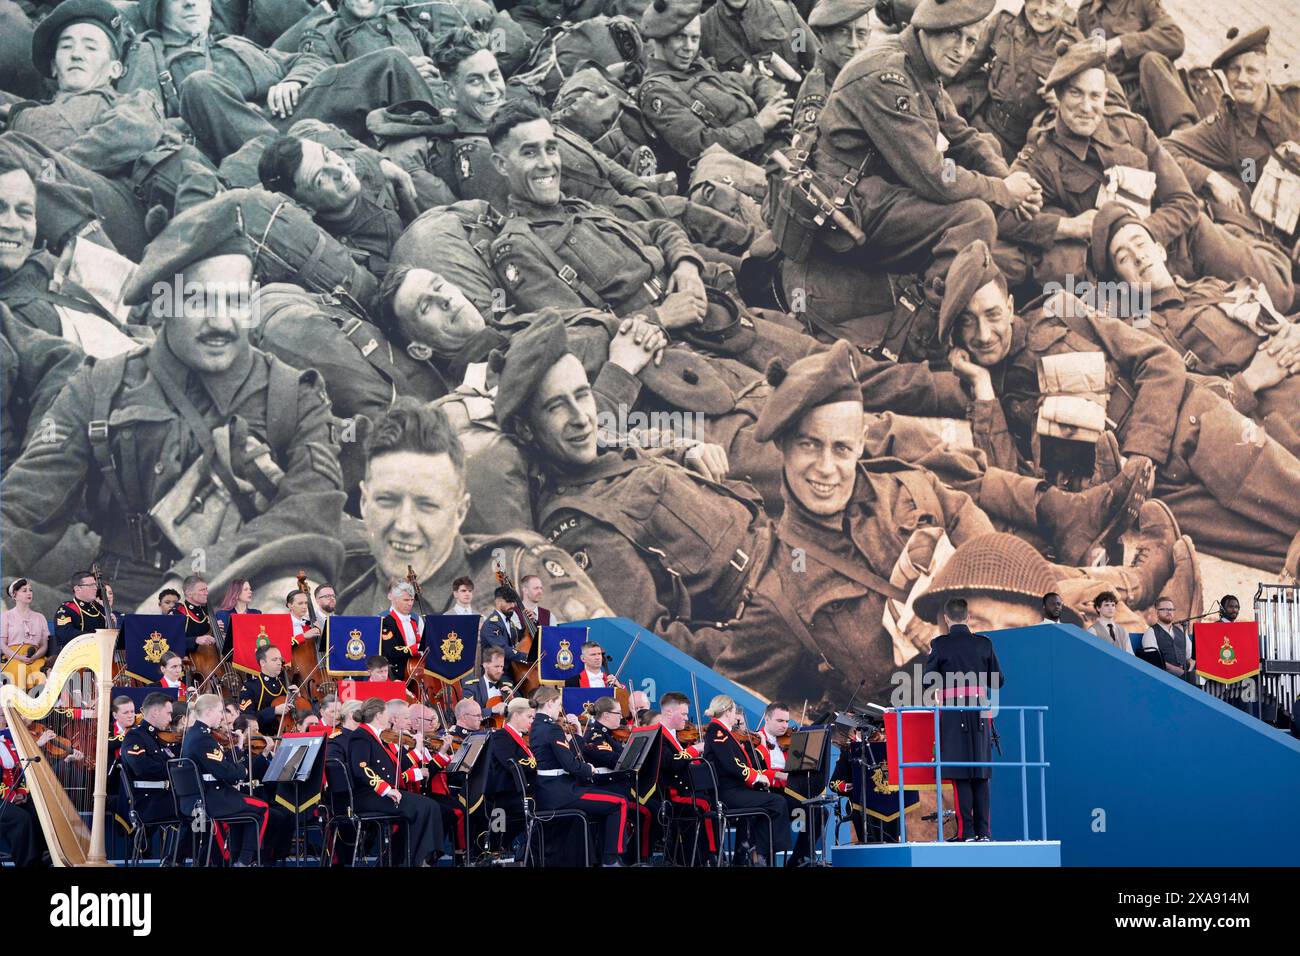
[831, 841, 1061, 867]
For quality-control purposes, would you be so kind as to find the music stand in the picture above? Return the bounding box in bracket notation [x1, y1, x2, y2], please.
[780, 726, 833, 866]
[263, 734, 326, 865]
[609, 728, 661, 866]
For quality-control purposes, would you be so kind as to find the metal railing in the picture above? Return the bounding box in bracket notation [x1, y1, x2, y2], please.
[892, 705, 1049, 844]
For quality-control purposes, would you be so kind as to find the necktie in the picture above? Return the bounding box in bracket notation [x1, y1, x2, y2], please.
[1108, 624, 1116, 643]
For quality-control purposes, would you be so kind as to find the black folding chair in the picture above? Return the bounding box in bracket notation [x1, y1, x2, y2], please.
[166, 758, 262, 867]
[509, 762, 592, 867]
[320, 756, 407, 867]
[697, 760, 775, 867]
[120, 765, 182, 866]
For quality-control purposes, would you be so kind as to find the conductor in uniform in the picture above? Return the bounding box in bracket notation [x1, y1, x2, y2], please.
[919, 596, 1003, 841]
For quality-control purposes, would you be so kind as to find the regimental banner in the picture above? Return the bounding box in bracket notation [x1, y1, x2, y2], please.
[231, 613, 294, 676]
[122, 614, 188, 683]
[325, 616, 382, 677]
[1194, 621, 1261, 685]
[420, 615, 480, 684]
[562, 687, 614, 717]
[540, 625, 589, 686]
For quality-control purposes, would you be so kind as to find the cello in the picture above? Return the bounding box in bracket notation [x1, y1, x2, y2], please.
[290, 570, 329, 701]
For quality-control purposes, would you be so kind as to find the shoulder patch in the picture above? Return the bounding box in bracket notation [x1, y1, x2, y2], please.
[494, 242, 512, 260]
[543, 558, 566, 578]
[504, 263, 520, 285]
[878, 72, 909, 87]
[895, 95, 910, 113]
[650, 97, 663, 113]
[573, 549, 590, 571]
[546, 515, 581, 543]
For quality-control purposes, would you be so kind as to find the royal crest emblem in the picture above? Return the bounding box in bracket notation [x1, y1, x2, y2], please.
[441, 630, 464, 663]
[346, 628, 367, 661]
[1219, 636, 1237, 666]
[143, 630, 170, 664]
[556, 638, 575, 671]
[256, 623, 271, 650]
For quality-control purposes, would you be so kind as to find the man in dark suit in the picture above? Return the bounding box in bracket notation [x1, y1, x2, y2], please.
[920, 597, 1004, 841]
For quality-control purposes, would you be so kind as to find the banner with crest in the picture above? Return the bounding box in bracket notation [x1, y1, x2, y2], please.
[419, 615, 480, 684]
[325, 616, 383, 677]
[540, 625, 589, 686]
[1194, 622, 1261, 685]
[231, 613, 294, 676]
[122, 614, 188, 683]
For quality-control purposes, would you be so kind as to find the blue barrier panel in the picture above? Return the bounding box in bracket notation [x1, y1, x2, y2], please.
[571, 618, 768, 726]
[988, 623, 1300, 866]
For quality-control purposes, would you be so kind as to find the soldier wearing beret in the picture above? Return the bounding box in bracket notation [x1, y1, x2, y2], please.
[946, 0, 1105, 160]
[1073, 0, 1197, 137]
[0, 195, 347, 609]
[941, 236, 1300, 573]
[1089, 203, 1300, 457]
[335, 398, 612, 629]
[794, 0, 1041, 346]
[699, 0, 820, 99]
[995, 40, 1295, 312]
[1164, 27, 1300, 259]
[792, 0, 872, 145]
[637, 0, 796, 181]
[8, 0, 217, 223]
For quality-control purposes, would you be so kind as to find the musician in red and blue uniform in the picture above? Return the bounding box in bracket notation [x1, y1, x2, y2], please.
[172, 575, 217, 650]
[380, 581, 425, 679]
[53, 570, 108, 654]
[121, 692, 178, 828]
[529, 686, 632, 866]
[348, 696, 444, 866]
[701, 694, 792, 866]
[485, 696, 538, 856]
[238, 645, 294, 736]
[180, 694, 272, 866]
[653, 691, 716, 860]
[0, 709, 45, 866]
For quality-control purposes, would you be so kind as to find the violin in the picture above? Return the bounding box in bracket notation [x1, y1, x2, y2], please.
[676, 721, 701, 746]
[30, 721, 92, 766]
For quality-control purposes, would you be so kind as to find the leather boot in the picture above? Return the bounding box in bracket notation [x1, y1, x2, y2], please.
[1038, 456, 1155, 566]
[1162, 535, 1203, 625]
[1089, 499, 1179, 611]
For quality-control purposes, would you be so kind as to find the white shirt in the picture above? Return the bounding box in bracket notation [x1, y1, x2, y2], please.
[583, 668, 608, 687]
[387, 607, 424, 649]
[1140, 624, 1193, 660]
[1040, 617, 1063, 626]
[449, 604, 477, 616]
[761, 730, 786, 771]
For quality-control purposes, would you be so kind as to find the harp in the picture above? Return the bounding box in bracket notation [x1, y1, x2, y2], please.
[0, 630, 115, 866]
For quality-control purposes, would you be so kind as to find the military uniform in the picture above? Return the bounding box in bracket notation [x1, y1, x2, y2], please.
[121, 719, 178, 825]
[581, 719, 623, 769]
[0, 256, 64, 339]
[484, 723, 535, 852]
[530, 711, 632, 864]
[378, 607, 423, 679]
[54, 597, 106, 650]
[947, 8, 1089, 159]
[295, 5, 436, 77]
[238, 672, 288, 737]
[173, 600, 215, 646]
[997, 109, 1294, 310]
[920, 622, 1002, 839]
[178, 719, 269, 865]
[791, 58, 831, 145]
[491, 195, 702, 318]
[479, 608, 527, 667]
[806, 24, 1010, 306]
[701, 717, 791, 859]
[700, 0, 819, 96]
[0, 301, 84, 476]
[1073, 0, 1196, 136]
[462, 674, 513, 713]
[638, 57, 789, 178]
[1164, 84, 1300, 237]
[347, 722, 443, 864]
[0, 334, 345, 608]
[968, 289, 1300, 570]
[509, 0, 610, 43]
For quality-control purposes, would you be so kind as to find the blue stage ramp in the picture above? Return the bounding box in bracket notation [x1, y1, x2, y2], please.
[989, 623, 1300, 866]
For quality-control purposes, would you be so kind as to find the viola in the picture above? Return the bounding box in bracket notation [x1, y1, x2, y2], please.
[30, 721, 94, 768]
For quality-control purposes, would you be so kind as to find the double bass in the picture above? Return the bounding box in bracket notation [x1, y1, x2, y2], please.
[289, 570, 329, 701]
[493, 566, 541, 697]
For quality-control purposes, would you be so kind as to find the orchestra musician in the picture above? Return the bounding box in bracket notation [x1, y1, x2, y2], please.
[529, 686, 632, 866]
[157, 589, 181, 615]
[0, 708, 45, 867]
[157, 651, 189, 696]
[485, 696, 536, 858]
[512, 574, 560, 628]
[565, 641, 623, 689]
[180, 694, 274, 867]
[312, 583, 337, 630]
[238, 645, 296, 736]
[214, 579, 261, 641]
[324, 699, 363, 865]
[581, 696, 624, 769]
[54, 569, 107, 652]
[702, 694, 792, 867]
[481, 586, 528, 666]
[462, 647, 512, 720]
[449, 576, 476, 616]
[286, 589, 323, 647]
[654, 691, 715, 859]
[753, 701, 819, 867]
[174, 575, 217, 650]
[380, 581, 424, 679]
[121, 692, 178, 827]
[449, 698, 485, 740]
[347, 696, 445, 866]
[364, 656, 392, 682]
[2, 578, 49, 690]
